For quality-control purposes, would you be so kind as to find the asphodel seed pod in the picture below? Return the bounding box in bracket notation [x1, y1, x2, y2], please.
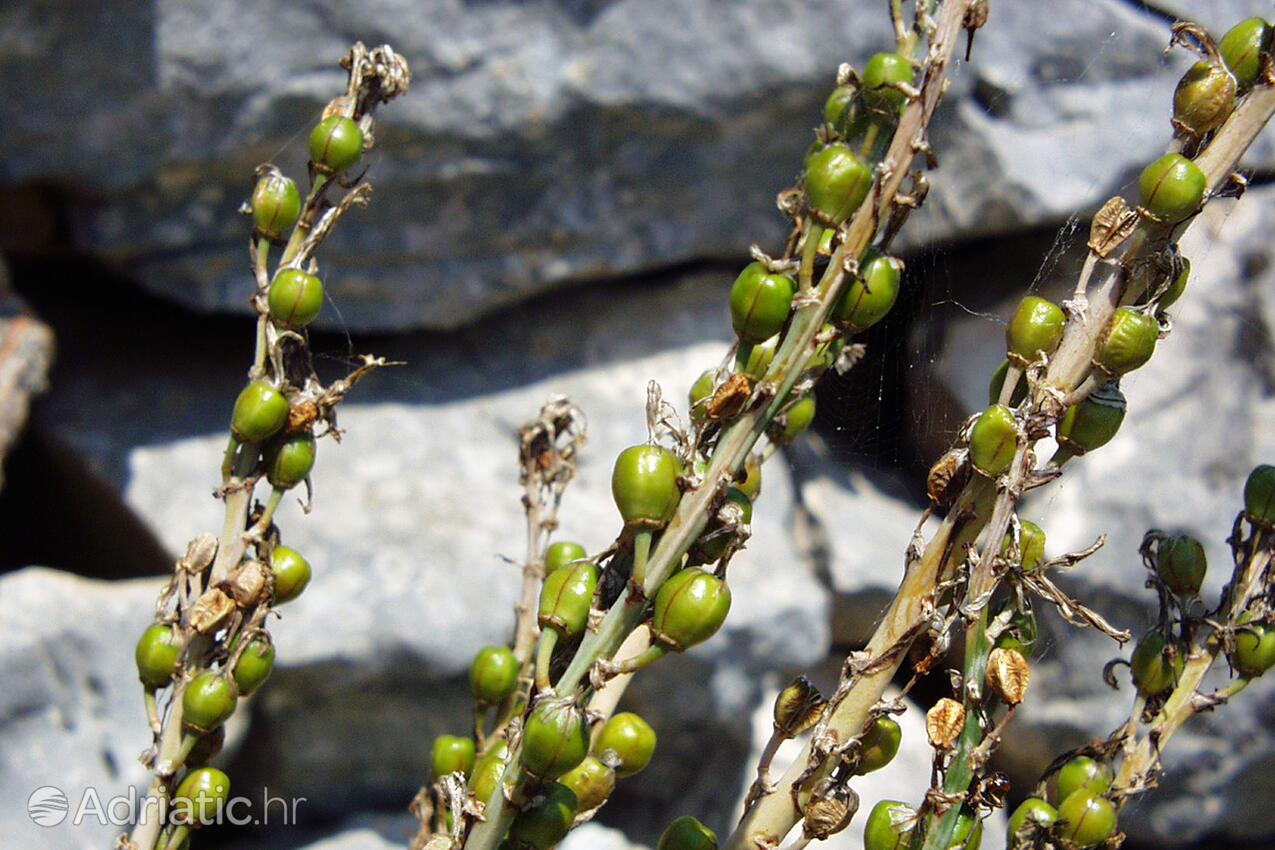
[1005, 295, 1065, 368]
[1173, 60, 1236, 138]
[1220, 16, 1274, 91]
[969, 404, 1020, 478]
[1056, 382, 1126, 458]
[926, 698, 966, 749]
[190, 587, 235, 635]
[802, 788, 857, 840]
[927, 448, 970, 507]
[1093, 307, 1158, 377]
[805, 142, 874, 224]
[1155, 534, 1207, 597]
[773, 675, 826, 738]
[1138, 152, 1207, 224]
[223, 559, 271, 608]
[1243, 464, 1275, 527]
[986, 647, 1030, 705]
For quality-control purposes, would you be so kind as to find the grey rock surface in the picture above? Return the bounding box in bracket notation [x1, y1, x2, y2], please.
[4, 0, 1270, 330]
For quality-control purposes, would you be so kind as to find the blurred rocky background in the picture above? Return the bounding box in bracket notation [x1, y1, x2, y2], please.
[2, 1, 1275, 849]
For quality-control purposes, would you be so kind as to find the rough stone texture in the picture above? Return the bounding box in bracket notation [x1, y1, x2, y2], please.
[3, 0, 1270, 330]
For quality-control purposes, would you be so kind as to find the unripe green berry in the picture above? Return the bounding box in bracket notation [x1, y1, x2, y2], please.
[1056, 790, 1117, 848]
[1003, 519, 1046, 571]
[1056, 382, 1126, 457]
[772, 394, 816, 445]
[988, 359, 1027, 407]
[658, 816, 718, 850]
[805, 142, 874, 224]
[651, 567, 732, 652]
[271, 545, 312, 604]
[612, 444, 682, 528]
[1006, 798, 1058, 846]
[232, 637, 275, 695]
[1158, 257, 1190, 311]
[595, 711, 657, 778]
[468, 740, 510, 804]
[173, 767, 231, 828]
[432, 734, 477, 780]
[309, 115, 364, 175]
[809, 324, 847, 374]
[266, 432, 317, 490]
[268, 268, 325, 329]
[1174, 60, 1236, 137]
[135, 624, 183, 689]
[1006, 296, 1065, 368]
[230, 381, 290, 443]
[695, 487, 753, 563]
[1220, 17, 1274, 91]
[856, 715, 901, 774]
[182, 672, 237, 733]
[1130, 629, 1183, 697]
[508, 782, 578, 850]
[824, 85, 867, 140]
[1233, 617, 1275, 677]
[969, 404, 1019, 478]
[1093, 307, 1158, 376]
[832, 252, 901, 332]
[863, 799, 915, 850]
[689, 370, 715, 422]
[560, 756, 615, 811]
[522, 698, 590, 780]
[1243, 464, 1275, 527]
[1156, 534, 1207, 597]
[251, 172, 301, 240]
[470, 645, 519, 704]
[743, 334, 779, 379]
[862, 52, 915, 117]
[995, 609, 1039, 659]
[538, 560, 599, 638]
[544, 541, 588, 577]
[1138, 153, 1207, 224]
[1056, 756, 1114, 802]
[730, 262, 796, 344]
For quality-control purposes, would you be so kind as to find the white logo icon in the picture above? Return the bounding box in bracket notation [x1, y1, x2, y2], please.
[28, 786, 69, 827]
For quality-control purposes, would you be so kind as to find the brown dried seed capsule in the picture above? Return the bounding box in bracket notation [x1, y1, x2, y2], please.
[706, 373, 752, 421]
[224, 560, 271, 608]
[927, 448, 970, 507]
[190, 588, 235, 635]
[926, 698, 966, 749]
[986, 647, 1030, 705]
[181, 534, 219, 574]
[773, 675, 827, 738]
[803, 789, 857, 840]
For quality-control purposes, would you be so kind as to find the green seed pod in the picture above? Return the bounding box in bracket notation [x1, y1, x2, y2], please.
[1243, 464, 1275, 526]
[595, 711, 657, 778]
[805, 142, 874, 224]
[271, 545, 312, 604]
[1056, 756, 1114, 802]
[172, 767, 231, 828]
[1233, 617, 1275, 677]
[856, 716, 902, 774]
[1155, 534, 1207, 597]
[468, 740, 510, 804]
[823, 84, 867, 139]
[470, 645, 519, 704]
[743, 334, 780, 379]
[135, 624, 183, 689]
[772, 394, 817, 445]
[1220, 17, 1274, 91]
[773, 675, 826, 737]
[266, 432, 317, 490]
[695, 487, 754, 562]
[611, 444, 682, 528]
[658, 816, 719, 850]
[995, 608, 1039, 659]
[1093, 308, 1158, 376]
[538, 560, 599, 638]
[544, 541, 588, 577]
[689, 370, 715, 422]
[432, 734, 477, 780]
[1056, 790, 1117, 849]
[1130, 629, 1183, 697]
[1158, 257, 1190, 312]
[1002, 519, 1046, 571]
[863, 799, 915, 850]
[1056, 382, 1127, 457]
[809, 325, 847, 374]
[230, 381, 290, 443]
[560, 755, 615, 810]
[1138, 153, 1207, 224]
[508, 782, 579, 850]
[988, 359, 1028, 407]
[1006, 296, 1065, 367]
[1174, 60, 1236, 137]
[522, 698, 591, 780]
[651, 567, 732, 652]
[309, 115, 364, 175]
[182, 672, 238, 733]
[232, 637, 275, 695]
[832, 252, 901, 332]
[251, 171, 302, 241]
[268, 268, 325, 329]
[730, 262, 796, 344]
[862, 52, 915, 117]
[1006, 798, 1058, 846]
[969, 404, 1019, 478]
[736, 455, 762, 501]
